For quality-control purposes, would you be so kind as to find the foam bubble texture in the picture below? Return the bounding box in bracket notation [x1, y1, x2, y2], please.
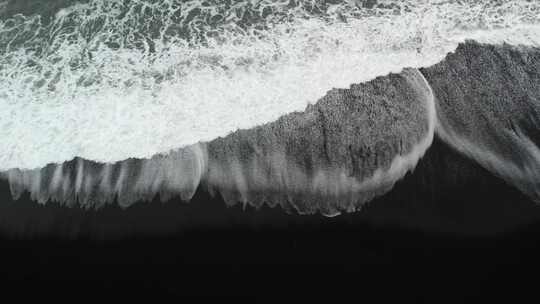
[1, 0, 539, 170]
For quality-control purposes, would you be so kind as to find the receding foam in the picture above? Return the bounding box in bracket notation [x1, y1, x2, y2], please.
[422, 41, 540, 203]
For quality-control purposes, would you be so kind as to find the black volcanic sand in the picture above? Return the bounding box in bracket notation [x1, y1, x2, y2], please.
[0, 138, 539, 299]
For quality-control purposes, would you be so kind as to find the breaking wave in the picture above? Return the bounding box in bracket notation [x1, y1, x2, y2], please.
[1, 0, 539, 170]
[1, 1, 540, 216]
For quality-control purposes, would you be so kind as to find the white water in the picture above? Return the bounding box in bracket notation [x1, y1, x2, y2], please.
[3, 68, 436, 213]
[1, 0, 540, 171]
[436, 123, 540, 203]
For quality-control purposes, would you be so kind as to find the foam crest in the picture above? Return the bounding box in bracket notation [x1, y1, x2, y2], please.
[3, 144, 207, 207]
[1, 0, 539, 170]
[1, 68, 435, 213]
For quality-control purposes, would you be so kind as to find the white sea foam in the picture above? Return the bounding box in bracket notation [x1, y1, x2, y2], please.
[2, 68, 436, 213]
[0, 0, 539, 170]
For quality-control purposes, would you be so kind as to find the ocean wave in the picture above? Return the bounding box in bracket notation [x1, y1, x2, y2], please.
[1, 0, 539, 170]
[3, 41, 540, 215]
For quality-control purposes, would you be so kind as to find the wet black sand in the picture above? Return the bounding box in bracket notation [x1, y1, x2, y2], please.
[0, 137, 539, 300]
